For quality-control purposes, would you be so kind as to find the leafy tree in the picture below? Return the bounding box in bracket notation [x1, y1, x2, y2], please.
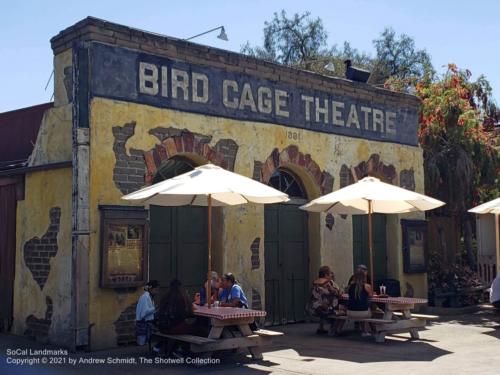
[241, 10, 329, 66]
[388, 64, 500, 269]
[370, 28, 434, 85]
[242, 12, 433, 87]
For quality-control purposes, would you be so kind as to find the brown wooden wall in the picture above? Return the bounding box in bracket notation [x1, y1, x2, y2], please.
[0, 177, 23, 331]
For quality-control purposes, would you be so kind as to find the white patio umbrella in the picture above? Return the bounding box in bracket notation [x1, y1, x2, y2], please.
[122, 163, 289, 307]
[300, 176, 445, 287]
[468, 197, 500, 214]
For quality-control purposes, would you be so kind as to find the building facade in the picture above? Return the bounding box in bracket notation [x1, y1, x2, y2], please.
[8, 17, 427, 350]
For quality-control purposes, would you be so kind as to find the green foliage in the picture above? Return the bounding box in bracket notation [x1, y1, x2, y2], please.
[241, 12, 433, 89]
[389, 64, 500, 214]
[240, 10, 329, 65]
[369, 28, 434, 85]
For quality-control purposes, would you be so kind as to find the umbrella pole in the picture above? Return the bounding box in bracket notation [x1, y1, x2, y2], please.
[207, 194, 212, 308]
[368, 199, 374, 288]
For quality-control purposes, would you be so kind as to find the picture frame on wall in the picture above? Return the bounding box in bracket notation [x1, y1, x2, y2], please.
[401, 219, 428, 274]
[99, 205, 149, 288]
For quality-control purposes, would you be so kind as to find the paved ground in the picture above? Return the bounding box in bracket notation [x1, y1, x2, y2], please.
[1, 306, 500, 375]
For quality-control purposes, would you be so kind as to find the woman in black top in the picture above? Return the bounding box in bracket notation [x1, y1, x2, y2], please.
[347, 269, 373, 337]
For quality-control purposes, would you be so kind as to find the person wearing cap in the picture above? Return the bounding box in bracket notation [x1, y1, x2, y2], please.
[198, 271, 222, 306]
[135, 280, 160, 346]
[219, 273, 249, 308]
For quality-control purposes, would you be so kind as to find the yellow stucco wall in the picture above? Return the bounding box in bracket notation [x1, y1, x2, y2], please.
[29, 48, 72, 166]
[87, 97, 426, 348]
[13, 168, 73, 346]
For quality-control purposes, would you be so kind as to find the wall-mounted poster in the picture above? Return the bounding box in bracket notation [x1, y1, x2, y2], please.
[401, 219, 428, 274]
[100, 206, 148, 288]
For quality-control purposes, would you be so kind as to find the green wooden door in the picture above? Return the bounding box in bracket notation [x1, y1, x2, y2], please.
[265, 203, 308, 325]
[149, 205, 207, 297]
[352, 214, 387, 283]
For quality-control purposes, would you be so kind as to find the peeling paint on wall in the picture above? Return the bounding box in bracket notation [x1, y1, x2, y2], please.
[24, 296, 53, 342]
[339, 153, 397, 187]
[113, 302, 137, 346]
[400, 168, 416, 191]
[250, 238, 261, 270]
[63, 66, 73, 103]
[143, 128, 239, 182]
[325, 213, 335, 230]
[251, 288, 262, 310]
[112, 122, 240, 194]
[112, 122, 147, 195]
[256, 145, 334, 195]
[23, 207, 61, 290]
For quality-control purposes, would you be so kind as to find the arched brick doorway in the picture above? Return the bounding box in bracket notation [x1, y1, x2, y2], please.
[264, 168, 309, 325]
[148, 155, 208, 296]
[341, 154, 396, 283]
[257, 146, 332, 325]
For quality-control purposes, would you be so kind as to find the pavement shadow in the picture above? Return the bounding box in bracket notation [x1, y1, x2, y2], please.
[483, 326, 500, 340]
[260, 324, 452, 364]
[435, 307, 500, 330]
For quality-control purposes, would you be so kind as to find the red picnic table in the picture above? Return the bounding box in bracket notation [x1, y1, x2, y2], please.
[191, 305, 281, 359]
[339, 295, 431, 342]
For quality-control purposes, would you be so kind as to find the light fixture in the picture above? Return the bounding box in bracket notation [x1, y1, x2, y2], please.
[324, 62, 335, 72]
[217, 27, 228, 41]
[185, 26, 228, 42]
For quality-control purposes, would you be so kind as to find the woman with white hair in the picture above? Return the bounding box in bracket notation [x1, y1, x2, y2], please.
[198, 271, 222, 306]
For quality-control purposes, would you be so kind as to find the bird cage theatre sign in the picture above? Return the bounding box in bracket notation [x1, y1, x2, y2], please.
[88, 43, 419, 146]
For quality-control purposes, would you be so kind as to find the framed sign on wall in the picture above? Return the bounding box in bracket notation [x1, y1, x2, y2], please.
[401, 219, 428, 274]
[99, 205, 148, 288]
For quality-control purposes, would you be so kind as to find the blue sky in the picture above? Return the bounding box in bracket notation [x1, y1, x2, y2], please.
[1, 0, 498, 112]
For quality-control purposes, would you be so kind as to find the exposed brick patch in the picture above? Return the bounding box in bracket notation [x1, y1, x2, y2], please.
[339, 154, 397, 188]
[251, 288, 262, 310]
[24, 296, 53, 342]
[400, 168, 416, 191]
[114, 303, 137, 346]
[112, 123, 239, 193]
[257, 146, 334, 195]
[144, 128, 239, 184]
[325, 213, 335, 230]
[252, 161, 263, 181]
[214, 139, 239, 172]
[112, 122, 147, 195]
[250, 238, 261, 270]
[24, 208, 61, 290]
[63, 66, 73, 102]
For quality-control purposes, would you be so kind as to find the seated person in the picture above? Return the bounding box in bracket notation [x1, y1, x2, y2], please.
[219, 273, 249, 308]
[490, 275, 500, 309]
[347, 264, 370, 286]
[158, 279, 207, 336]
[198, 271, 222, 306]
[311, 266, 342, 335]
[347, 269, 373, 337]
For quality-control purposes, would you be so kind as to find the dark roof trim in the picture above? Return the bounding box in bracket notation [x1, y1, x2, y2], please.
[50, 17, 419, 104]
[0, 161, 72, 177]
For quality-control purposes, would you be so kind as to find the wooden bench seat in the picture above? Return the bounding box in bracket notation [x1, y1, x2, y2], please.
[392, 312, 439, 320]
[152, 332, 216, 345]
[254, 329, 284, 337]
[327, 315, 395, 324]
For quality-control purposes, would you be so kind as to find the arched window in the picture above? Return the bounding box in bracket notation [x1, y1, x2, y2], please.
[268, 169, 307, 203]
[153, 157, 195, 183]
